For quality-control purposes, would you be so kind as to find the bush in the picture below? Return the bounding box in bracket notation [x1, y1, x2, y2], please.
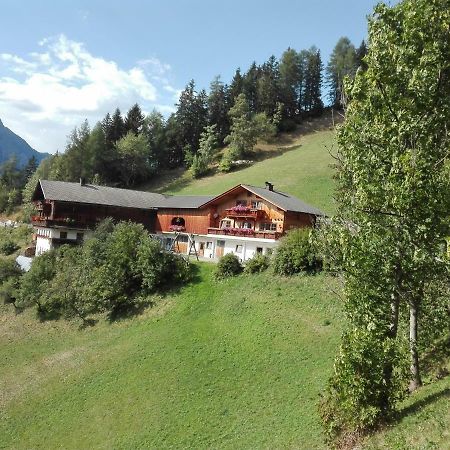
[319, 328, 408, 447]
[0, 240, 19, 256]
[215, 253, 243, 279]
[244, 254, 270, 274]
[0, 257, 22, 284]
[272, 228, 321, 275]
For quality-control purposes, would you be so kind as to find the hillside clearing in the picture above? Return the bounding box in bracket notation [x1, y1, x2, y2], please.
[142, 125, 337, 215]
[1, 264, 342, 449]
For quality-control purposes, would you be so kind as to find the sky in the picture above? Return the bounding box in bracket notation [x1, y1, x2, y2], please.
[0, 0, 397, 155]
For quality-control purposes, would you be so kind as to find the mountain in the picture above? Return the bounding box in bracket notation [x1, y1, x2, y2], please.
[0, 118, 49, 167]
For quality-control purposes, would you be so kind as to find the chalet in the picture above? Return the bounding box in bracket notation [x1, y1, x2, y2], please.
[31, 179, 324, 260]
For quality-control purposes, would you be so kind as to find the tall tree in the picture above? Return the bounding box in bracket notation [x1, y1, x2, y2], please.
[228, 68, 244, 107]
[303, 47, 323, 115]
[320, 0, 450, 444]
[143, 110, 167, 169]
[243, 62, 260, 113]
[115, 132, 152, 187]
[279, 48, 301, 118]
[207, 76, 230, 144]
[109, 108, 126, 143]
[176, 80, 208, 156]
[124, 103, 145, 135]
[256, 55, 280, 117]
[356, 40, 368, 71]
[326, 37, 357, 108]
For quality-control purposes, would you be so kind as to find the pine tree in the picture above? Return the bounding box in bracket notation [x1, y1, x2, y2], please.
[207, 76, 229, 144]
[303, 47, 323, 115]
[228, 68, 244, 107]
[243, 62, 260, 113]
[256, 55, 280, 117]
[279, 48, 301, 118]
[175, 80, 208, 156]
[326, 37, 357, 108]
[124, 103, 145, 135]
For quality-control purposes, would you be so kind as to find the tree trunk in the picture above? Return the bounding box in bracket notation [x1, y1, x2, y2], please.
[409, 300, 422, 391]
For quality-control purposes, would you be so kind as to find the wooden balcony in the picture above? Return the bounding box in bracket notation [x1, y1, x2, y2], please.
[223, 208, 267, 219]
[31, 215, 98, 229]
[208, 227, 282, 240]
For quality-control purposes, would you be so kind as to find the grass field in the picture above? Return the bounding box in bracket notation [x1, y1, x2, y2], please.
[1, 264, 343, 449]
[144, 126, 337, 215]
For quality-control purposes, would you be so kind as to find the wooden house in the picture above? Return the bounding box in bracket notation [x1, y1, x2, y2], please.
[31, 179, 324, 260]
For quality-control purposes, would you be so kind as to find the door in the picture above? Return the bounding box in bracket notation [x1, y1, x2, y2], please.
[215, 240, 225, 258]
[199, 242, 205, 256]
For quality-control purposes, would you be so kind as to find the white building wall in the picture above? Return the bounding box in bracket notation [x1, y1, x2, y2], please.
[159, 232, 279, 261]
[35, 235, 52, 256]
[34, 226, 92, 256]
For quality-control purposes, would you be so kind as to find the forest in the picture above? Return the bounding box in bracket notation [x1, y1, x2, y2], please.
[0, 36, 366, 214]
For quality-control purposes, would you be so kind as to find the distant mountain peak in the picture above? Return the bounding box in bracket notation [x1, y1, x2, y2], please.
[0, 118, 49, 167]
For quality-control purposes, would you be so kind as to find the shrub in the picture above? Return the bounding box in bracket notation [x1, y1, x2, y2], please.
[215, 253, 243, 279]
[272, 228, 321, 276]
[0, 257, 22, 284]
[319, 328, 408, 447]
[244, 254, 270, 274]
[0, 240, 19, 255]
[16, 250, 57, 315]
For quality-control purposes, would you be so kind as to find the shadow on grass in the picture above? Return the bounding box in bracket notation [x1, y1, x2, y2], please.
[107, 262, 202, 323]
[395, 386, 450, 423]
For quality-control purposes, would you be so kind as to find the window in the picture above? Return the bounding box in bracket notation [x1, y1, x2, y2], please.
[179, 235, 189, 243]
[243, 222, 253, 229]
[217, 240, 225, 248]
[259, 223, 277, 231]
[235, 245, 243, 253]
[221, 220, 232, 228]
[206, 241, 213, 249]
[256, 247, 263, 254]
[76, 232, 84, 241]
[251, 200, 262, 209]
[60, 231, 67, 239]
[236, 200, 247, 206]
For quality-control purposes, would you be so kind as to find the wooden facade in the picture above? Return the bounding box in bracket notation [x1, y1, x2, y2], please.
[155, 186, 317, 241]
[32, 199, 156, 231]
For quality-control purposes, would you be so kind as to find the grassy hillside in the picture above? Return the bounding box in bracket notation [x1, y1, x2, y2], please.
[145, 125, 337, 215]
[1, 264, 342, 449]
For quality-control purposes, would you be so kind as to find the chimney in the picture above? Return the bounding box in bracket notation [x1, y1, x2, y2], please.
[80, 177, 86, 186]
[265, 181, 274, 191]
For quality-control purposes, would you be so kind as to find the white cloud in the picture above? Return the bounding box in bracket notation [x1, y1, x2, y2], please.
[0, 34, 179, 153]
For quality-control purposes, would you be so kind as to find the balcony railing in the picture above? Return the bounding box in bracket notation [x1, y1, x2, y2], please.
[208, 227, 281, 240]
[31, 215, 98, 229]
[223, 208, 266, 219]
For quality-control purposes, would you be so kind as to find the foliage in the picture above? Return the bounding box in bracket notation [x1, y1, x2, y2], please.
[0, 240, 19, 255]
[320, 0, 450, 444]
[15, 220, 192, 321]
[190, 124, 218, 178]
[16, 250, 57, 316]
[272, 228, 320, 275]
[221, 94, 276, 171]
[319, 329, 408, 446]
[215, 253, 243, 279]
[116, 132, 154, 187]
[244, 253, 270, 274]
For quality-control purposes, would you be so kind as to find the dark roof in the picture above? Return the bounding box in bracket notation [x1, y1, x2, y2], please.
[199, 184, 325, 216]
[241, 184, 325, 215]
[33, 180, 214, 210]
[159, 195, 215, 209]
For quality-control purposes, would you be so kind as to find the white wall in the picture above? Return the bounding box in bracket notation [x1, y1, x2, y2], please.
[35, 235, 52, 256]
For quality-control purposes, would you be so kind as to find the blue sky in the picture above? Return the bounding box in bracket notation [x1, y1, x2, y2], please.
[0, 0, 397, 154]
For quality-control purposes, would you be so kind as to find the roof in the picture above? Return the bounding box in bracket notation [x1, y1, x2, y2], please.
[33, 180, 214, 210]
[199, 184, 325, 216]
[241, 184, 325, 215]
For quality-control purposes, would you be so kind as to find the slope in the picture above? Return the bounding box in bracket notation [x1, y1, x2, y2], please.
[0, 265, 342, 449]
[0, 118, 49, 166]
[145, 126, 337, 215]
